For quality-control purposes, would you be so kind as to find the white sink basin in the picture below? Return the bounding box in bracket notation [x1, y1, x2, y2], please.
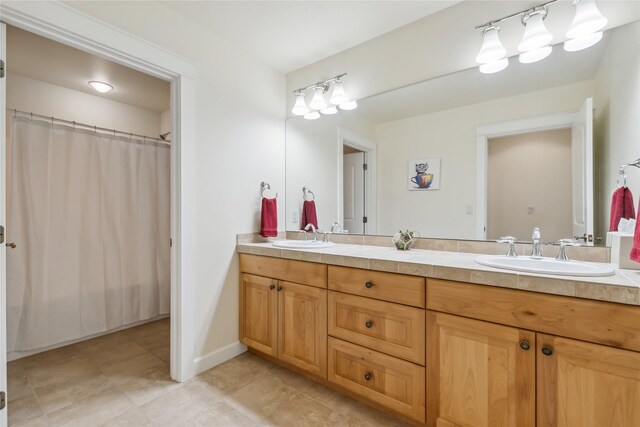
[272, 240, 335, 249]
[475, 255, 615, 277]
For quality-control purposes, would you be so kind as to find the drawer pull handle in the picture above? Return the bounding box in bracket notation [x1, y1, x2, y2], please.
[519, 341, 530, 351]
[541, 346, 553, 356]
[269, 284, 275, 290]
[365, 320, 373, 329]
[364, 282, 374, 289]
[364, 372, 372, 381]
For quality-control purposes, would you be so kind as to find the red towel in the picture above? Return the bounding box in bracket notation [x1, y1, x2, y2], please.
[609, 187, 636, 231]
[260, 198, 278, 238]
[631, 200, 640, 263]
[301, 200, 318, 231]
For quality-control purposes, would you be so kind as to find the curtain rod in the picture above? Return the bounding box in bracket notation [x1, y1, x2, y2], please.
[7, 108, 171, 145]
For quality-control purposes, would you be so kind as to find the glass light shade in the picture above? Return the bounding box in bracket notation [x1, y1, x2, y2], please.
[320, 106, 338, 115]
[479, 57, 509, 74]
[308, 87, 327, 110]
[339, 100, 358, 111]
[291, 93, 309, 116]
[519, 45, 552, 63]
[329, 80, 349, 105]
[88, 81, 114, 93]
[304, 111, 320, 120]
[518, 12, 553, 52]
[564, 31, 603, 51]
[566, 0, 607, 39]
[475, 27, 507, 64]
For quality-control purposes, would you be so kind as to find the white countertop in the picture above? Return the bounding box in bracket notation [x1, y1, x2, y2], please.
[237, 242, 640, 306]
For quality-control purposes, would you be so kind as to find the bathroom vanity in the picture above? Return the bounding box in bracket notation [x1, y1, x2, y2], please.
[238, 242, 640, 426]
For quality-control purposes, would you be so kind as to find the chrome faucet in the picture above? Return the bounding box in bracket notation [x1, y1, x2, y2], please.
[299, 230, 308, 241]
[497, 236, 518, 257]
[531, 227, 542, 259]
[331, 222, 342, 233]
[555, 239, 583, 261]
[304, 224, 318, 241]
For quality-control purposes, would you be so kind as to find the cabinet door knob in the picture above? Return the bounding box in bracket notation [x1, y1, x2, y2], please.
[269, 284, 275, 290]
[541, 346, 553, 356]
[519, 341, 530, 350]
[365, 320, 373, 329]
[276, 286, 283, 292]
[364, 281, 374, 289]
[364, 372, 372, 381]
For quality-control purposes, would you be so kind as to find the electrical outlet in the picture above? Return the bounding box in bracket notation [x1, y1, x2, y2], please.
[292, 209, 299, 224]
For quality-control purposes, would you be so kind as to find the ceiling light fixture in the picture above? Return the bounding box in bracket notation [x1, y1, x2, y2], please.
[88, 81, 114, 93]
[474, 0, 606, 72]
[291, 73, 356, 119]
[564, 0, 607, 51]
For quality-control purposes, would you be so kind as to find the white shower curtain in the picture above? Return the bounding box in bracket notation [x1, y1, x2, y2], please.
[7, 117, 170, 353]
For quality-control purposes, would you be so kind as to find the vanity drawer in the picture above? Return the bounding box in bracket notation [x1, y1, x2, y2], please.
[328, 266, 425, 307]
[328, 291, 425, 365]
[240, 254, 327, 288]
[328, 337, 426, 423]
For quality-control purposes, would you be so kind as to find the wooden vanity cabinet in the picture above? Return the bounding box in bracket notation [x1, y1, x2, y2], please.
[426, 311, 535, 427]
[537, 334, 640, 427]
[239, 255, 328, 379]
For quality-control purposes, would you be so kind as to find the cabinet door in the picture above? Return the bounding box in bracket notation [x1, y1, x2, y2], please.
[537, 334, 640, 427]
[240, 273, 277, 356]
[427, 312, 535, 427]
[278, 281, 327, 378]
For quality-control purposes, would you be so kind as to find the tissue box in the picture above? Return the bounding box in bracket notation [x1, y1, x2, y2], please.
[608, 232, 640, 270]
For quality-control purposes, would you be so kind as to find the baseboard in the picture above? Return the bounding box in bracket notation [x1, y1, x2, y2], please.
[191, 341, 247, 376]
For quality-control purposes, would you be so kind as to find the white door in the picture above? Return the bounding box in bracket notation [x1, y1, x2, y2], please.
[0, 21, 8, 427]
[571, 97, 594, 243]
[343, 152, 365, 234]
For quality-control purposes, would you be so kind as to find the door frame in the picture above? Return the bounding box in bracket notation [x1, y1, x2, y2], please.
[337, 128, 377, 234]
[0, 1, 198, 393]
[475, 111, 578, 240]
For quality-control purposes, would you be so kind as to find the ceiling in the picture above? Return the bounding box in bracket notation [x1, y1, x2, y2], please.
[159, 0, 461, 73]
[7, 26, 171, 113]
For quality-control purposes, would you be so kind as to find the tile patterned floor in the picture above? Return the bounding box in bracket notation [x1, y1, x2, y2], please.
[8, 319, 408, 426]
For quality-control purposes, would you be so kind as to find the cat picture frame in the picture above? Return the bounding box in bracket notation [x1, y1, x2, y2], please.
[408, 158, 441, 190]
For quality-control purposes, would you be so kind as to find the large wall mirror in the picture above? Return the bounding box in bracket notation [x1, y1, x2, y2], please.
[285, 19, 639, 246]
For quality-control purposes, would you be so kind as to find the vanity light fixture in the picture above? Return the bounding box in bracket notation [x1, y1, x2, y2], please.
[474, 0, 607, 72]
[476, 26, 509, 74]
[291, 73, 357, 120]
[518, 8, 553, 63]
[564, 0, 607, 51]
[88, 81, 114, 93]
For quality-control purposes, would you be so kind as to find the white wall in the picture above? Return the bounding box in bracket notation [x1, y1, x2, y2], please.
[7, 73, 162, 137]
[594, 20, 640, 240]
[487, 129, 572, 242]
[373, 80, 594, 239]
[285, 112, 374, 231]
[49, 1, 287, 376]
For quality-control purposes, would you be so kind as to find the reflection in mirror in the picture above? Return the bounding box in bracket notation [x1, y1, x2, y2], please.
[285, 20, 640, 246]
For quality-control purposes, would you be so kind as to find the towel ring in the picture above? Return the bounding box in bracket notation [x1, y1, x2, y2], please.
[261, 181, 278, 198]
[302, 186, 315, 201]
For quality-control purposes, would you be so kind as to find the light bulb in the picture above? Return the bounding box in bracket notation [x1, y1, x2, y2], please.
[564, 31, 603, 51]
[320, 106, 338, 115]
[88, 81, 114, 93]
[308, 86, 327, 110]
[518, 10, 553, 52]
[479, 57, 509, 74]
[339, 100, 358, 111]
[291, 92, 309, 116]
[475, 26, 507, 64]
[566, 0, 607, 39]
[329, 80, 349, 105]
[304, 111, 320, 120]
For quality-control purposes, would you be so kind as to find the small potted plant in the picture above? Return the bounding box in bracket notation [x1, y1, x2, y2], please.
[392, 229, 419, 250]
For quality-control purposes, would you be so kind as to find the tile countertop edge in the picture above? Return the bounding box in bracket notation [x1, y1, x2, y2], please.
[236, 242, 640, 306]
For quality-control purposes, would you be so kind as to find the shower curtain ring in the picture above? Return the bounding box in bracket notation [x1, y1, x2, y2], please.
[51, 116, 54, 125]
[30, 112, 33, 121]
[94, 125, 97, 133]
[73, 121, 76, 129]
